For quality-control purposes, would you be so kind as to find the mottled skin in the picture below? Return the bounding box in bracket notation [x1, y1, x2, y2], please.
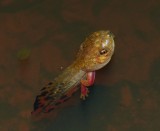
[32, 30, 115, 114]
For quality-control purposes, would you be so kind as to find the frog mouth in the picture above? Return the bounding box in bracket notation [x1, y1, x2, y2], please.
[96, 58, 111, 69]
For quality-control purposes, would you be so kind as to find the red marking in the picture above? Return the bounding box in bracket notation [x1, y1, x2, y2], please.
[80, 71, 95, 97]
[44, 105, 55, 113]
[32, 86, 80, 114]
[87, 71, 95, 86]
[81, 84, 88, 95]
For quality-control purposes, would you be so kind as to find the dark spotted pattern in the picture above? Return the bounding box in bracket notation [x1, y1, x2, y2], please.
[32, 80, 79, 114]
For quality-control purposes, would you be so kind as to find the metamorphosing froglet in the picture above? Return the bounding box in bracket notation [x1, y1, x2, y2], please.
[32, 30, 115, 114]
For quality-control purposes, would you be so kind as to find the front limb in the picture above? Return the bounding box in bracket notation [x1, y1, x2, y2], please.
[80, 71, 95, 100]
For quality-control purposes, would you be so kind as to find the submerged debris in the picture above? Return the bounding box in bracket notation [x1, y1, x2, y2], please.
[17, 48, 31, 60]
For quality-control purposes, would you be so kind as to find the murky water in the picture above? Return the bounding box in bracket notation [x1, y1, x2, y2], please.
[0, 0, 160, 131]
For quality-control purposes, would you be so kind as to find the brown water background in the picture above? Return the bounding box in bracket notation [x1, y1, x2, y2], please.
[0, 0, 160, 131]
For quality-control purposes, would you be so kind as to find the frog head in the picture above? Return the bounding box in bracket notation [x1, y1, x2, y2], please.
[77, 30, 115, 71]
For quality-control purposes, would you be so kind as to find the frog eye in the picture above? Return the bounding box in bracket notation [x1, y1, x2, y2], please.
[99, 49, 108, 55]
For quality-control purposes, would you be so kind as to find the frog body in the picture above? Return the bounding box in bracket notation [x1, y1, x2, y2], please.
[32, 30, 115, 114]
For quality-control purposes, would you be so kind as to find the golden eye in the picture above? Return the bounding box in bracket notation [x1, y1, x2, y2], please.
[99, 49, 108, 55]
